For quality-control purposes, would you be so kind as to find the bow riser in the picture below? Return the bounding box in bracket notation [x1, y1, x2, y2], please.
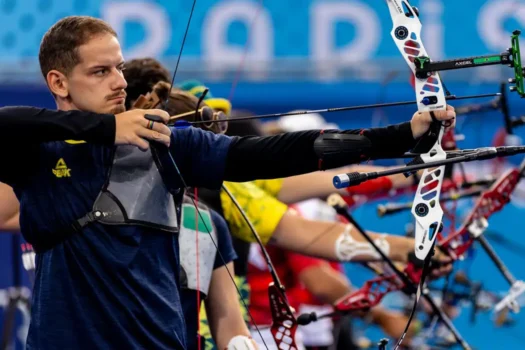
[333, 275, 403, 313]
[268, 283, 298, 350]
[388, 0, 448, 260]
[332, 261, 432, 314]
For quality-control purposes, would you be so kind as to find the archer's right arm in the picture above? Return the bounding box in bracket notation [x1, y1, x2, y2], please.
[0, 106, 171, 149]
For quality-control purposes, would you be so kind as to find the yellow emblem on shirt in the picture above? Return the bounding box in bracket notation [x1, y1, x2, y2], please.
[52, 158, 71, 178]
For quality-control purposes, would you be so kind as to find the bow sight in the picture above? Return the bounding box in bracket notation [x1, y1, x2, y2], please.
[415, 30, 525, 98]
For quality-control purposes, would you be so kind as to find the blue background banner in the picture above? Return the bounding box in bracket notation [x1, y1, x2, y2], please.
[1, 0, 525, 349]
[0, 0, 523, 82]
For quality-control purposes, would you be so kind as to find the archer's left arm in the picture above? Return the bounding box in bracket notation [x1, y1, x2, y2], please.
[223, 108, 455, 182]
[172, 108, 454, 189]
[223, 123, 415, 182]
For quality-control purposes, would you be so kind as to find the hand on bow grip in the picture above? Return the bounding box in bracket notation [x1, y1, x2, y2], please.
[406, 248, 453, 281]
[410, 105, 456, 139]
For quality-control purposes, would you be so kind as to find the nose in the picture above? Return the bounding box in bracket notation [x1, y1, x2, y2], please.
[111, 68, 128, 91]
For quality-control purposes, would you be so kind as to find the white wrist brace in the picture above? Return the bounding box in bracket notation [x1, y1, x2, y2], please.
[227, 335, 257, 350]
[335, 225, 390, 261]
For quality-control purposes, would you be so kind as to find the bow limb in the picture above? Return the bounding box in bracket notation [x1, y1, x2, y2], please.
[154, 1, 297, 348]
[387, 0, 448, 261]
[221, 186, 299, 350]
[216, 2, 299, 347]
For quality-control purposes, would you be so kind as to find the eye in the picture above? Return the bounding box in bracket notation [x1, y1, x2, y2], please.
[93, 69, 108, 76]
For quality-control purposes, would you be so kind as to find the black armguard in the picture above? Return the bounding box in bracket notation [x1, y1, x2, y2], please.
[314, 131, 372, 170]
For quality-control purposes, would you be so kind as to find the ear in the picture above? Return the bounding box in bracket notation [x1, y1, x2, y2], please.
[46, 70, 69, 98]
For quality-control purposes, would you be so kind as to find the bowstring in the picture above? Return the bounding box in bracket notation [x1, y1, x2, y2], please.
[160, 1, 269, 348]
[221, 0, 296, 346]
[227, 0, 265, 102]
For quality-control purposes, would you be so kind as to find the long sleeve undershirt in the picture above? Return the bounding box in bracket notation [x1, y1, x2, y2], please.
[224, 122, 416, 181]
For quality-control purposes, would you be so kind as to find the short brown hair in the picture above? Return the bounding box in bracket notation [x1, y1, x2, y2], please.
[123, 58, 171, 109]
[39, 16, 117, 79]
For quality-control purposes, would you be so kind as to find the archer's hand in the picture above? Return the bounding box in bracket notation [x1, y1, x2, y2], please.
[114, 109, 171, 151]
[429, 248, 453, 279]
[410, 105, 456, 139]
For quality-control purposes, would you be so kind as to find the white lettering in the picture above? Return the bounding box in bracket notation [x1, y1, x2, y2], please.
[311, 2, 381, 80]
[478, 0, 525, 51]
[203, 1, 273, 80]
[455, 61, 472, 66]
[102, 2, 171, 59]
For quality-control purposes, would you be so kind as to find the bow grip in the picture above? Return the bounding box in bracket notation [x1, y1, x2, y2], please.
[420, 113, 443, 148]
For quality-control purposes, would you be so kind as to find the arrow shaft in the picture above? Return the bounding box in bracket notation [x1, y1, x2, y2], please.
[188, 93, 501, 125]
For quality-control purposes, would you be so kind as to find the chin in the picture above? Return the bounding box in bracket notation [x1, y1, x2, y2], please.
[110, 104, 126, 114]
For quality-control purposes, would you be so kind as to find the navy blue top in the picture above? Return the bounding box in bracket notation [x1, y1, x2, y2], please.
[1, 127, 232, 350]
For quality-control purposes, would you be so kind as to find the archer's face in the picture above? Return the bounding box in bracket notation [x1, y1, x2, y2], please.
[66, 33, 127, 114]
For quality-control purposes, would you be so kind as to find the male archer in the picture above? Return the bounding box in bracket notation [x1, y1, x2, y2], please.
[2, 15, 455, 350]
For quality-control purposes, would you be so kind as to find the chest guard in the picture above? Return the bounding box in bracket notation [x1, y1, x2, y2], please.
[179, 195, 218, 296]
[87, 145, 179, 232]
